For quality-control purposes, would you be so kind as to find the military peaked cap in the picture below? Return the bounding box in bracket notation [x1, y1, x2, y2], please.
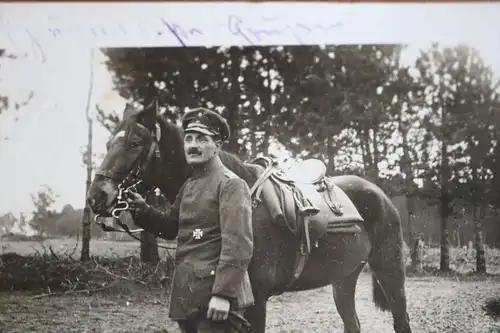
[182, 107, 230, 142]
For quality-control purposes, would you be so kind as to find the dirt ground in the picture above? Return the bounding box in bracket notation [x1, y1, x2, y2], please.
[1, 273, 499, 333]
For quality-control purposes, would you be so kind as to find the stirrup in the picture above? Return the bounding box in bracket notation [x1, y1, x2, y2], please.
[300, 206, 320, 216]
[296, 199, 320, 216]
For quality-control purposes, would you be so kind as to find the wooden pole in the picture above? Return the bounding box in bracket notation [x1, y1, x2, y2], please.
[81, 48, 95, 262]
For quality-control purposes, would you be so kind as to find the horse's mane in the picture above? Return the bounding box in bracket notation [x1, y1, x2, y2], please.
[156, 113, 258, 185]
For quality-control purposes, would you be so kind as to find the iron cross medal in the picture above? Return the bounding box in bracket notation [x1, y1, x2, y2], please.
[193, 228, 203, 239]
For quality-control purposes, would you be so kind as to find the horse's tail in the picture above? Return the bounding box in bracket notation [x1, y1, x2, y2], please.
[371, 271, 391, 311]
[359, 179, 407, 313]
[336, 175, 408, 314]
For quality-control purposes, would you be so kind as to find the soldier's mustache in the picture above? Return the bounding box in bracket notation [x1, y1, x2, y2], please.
[187, 148, 203, 155]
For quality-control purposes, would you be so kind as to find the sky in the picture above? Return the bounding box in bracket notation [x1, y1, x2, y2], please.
[1, 41, 500, 217]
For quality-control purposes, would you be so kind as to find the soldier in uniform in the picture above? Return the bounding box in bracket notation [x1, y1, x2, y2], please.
[125, 108, 254, 333]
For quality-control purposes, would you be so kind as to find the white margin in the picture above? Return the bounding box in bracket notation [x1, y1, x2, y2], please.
[0, 2, 498, 61]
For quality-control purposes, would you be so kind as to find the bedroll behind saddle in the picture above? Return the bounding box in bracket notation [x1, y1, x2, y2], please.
[247, 157, 364, 253]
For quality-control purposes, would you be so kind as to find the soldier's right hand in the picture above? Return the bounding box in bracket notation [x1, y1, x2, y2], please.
[125, 191, 147, 213]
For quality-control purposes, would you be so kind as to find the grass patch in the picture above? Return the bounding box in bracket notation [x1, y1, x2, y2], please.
[405, 263, 500, 281]
[403, 245, 500, 278]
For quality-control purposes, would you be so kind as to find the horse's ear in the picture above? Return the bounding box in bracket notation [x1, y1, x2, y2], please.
[135, 100, 158, 128]
[123, 103, 139, 121]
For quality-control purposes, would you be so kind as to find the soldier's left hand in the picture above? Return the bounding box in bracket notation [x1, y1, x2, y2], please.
[206, 296, 230, 321]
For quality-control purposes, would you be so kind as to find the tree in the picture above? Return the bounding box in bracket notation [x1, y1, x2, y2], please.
[54, 205, 83, 236]
[414, 44, 497, 272]
[272, 44, 407, 183]
[102, 46, 308, 159]
[29, 186, 59, 236]
[81, 49, 96, 262]
[18, 213, 28, 233]
[447, 46, 500, 273]
[386, 58, 425, 268]
[0, 213, 17, 234]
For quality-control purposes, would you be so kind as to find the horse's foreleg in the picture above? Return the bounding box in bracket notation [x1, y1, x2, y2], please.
[244, 297, 268, 333]
[332, 262, 365, 333]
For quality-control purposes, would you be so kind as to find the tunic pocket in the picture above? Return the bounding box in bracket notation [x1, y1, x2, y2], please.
[193, 265, 217, 279]
[169, 263, 217, 319]
[190, 264, 217, 306]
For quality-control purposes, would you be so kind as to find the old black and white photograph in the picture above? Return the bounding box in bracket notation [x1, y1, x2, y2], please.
[1, 5, 500, 333]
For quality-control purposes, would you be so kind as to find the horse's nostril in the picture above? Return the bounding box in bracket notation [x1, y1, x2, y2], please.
[87, 197, 95, 209]
[88, 190, 108, 212]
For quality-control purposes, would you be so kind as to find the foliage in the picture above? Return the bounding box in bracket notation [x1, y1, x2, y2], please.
[0, 251, 174, 294]
[0, 186, 104, 239]
[0, 213, 17, 234]
[28, 186, 60, 236]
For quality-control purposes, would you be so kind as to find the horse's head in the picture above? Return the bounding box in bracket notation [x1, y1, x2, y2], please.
[87, 102, 163, 217]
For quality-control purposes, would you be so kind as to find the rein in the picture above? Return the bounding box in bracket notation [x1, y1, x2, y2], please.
[93, 122, 175, 250]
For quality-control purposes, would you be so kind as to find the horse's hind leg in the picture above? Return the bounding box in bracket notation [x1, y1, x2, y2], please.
[332, 262, 366, 333]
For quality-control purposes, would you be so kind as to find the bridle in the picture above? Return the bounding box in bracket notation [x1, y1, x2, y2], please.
[93, 122, 169, 246]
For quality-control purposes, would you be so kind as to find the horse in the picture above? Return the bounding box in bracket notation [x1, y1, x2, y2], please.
[87, 105, 412, 333]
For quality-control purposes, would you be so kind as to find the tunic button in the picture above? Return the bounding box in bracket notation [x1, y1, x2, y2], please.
[210, 270, 215, 276]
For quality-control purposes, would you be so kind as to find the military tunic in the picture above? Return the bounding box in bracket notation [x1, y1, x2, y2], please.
[133, 163, 255, 320]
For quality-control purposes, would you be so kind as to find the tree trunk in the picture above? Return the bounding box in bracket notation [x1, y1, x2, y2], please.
[440, 139, 451, 272]
[475, 204, 486, 273]
[81, 49, 95, 262]
[408, 204, 422, 272]
[439, 199, 450, 271]
[322, 97, 336, 176]
[361, 123, 378, 184]
[372, 126, 380, 182]
[326, 143, 337, 176]
[140, 192, 160, 263]
[140, 232, 159, 263]
[81, 116, 93, 262]
[225, 47, 241, 154]
[247, 117, 257, 160]
[260, 58, 273, 157]
[470, 144, 486, 274]
[361, 127, 372, 175]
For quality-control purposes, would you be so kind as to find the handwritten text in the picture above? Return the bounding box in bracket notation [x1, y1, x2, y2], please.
[0, 13, 344, 62]
[227, 15, 343, 45]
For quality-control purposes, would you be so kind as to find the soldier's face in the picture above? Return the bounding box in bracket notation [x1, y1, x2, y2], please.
[184, 132, 222, 165]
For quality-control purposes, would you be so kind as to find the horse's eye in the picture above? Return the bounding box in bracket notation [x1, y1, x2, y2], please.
[129, 142, 141, 149]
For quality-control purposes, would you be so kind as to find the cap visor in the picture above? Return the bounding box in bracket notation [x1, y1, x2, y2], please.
[185, 126, 215, 136]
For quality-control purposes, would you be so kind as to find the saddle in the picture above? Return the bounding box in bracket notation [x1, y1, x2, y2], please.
[247, 156, 364, 255]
